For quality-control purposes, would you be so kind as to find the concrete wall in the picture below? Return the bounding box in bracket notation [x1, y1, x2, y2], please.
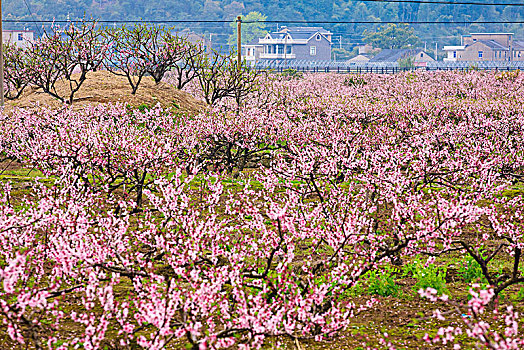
[413, 51, 435, 63]
[458, 42, 508, 62]
[293, 36, 331, 61]
[3, 31, 33, 48]
[512, 49, 524, 61]
[463, 33, 512, 47]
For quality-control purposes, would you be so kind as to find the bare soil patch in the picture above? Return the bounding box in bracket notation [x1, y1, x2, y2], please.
[6, 70, 205, 115]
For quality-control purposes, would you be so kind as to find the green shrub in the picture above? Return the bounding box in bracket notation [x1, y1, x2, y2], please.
[281, 68, 303, 79]
[458, 254, 487, 284]
[344, 75, 367, 87]
[137, 103, 152, 112]
[512, 287, 524, 301]
[405, 259, 448, 296]
[366, 267, 401, 297]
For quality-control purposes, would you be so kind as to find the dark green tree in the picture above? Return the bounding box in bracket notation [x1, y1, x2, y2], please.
[363, 23, 421, 49]
[228, 11, 268, 45]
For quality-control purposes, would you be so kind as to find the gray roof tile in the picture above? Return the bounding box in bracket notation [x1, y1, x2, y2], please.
[369, 49, 419, 62]
[476, 40, 508, 50]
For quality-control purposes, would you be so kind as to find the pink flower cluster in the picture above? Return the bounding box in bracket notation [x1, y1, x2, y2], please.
[421, 285, 524, 349]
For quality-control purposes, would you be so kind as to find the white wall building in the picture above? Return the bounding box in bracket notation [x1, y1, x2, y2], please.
[3, 30, 34, 48]
[442, 45, 465, 62]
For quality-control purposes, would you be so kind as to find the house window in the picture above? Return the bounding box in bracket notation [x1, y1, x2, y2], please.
[286, 46, 291, 54]
[420, 53, 423, 58]
[316, 34, 321, 41]
[478, 51, 483, 58]
[17, 33, 23, 41]
[310, 46, 317, 56]
[453, 51, 457, 58]
[519, 51, 521, 58]
[277, 45, 284, 54]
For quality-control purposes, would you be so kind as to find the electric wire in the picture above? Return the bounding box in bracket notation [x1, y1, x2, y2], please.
[352, 0, 524, 6]
[4, 19, 524, 24]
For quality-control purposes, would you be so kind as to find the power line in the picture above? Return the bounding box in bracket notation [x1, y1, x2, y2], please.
[3, 20, 234, 23]
[354, 0, 524, 6]
[5, 19, 524, 24]
[253, 20, 524, 24]
[21, 0, 43, 36]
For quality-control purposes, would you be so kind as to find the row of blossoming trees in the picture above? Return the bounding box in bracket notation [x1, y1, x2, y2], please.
[4, 20, 259, 105]
[1, 69, 524, 348]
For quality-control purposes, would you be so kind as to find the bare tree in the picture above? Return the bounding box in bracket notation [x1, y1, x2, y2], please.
[196, 50, 261, 106]
[25, 20, 107, 104]
[145, 28, 187, 84]
[170, 40, 206, 90]
[3, 43, 31, 100]
[103, 24, 151, 95]
[104, 24, 187, 93]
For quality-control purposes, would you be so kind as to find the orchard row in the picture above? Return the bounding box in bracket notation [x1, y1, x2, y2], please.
[4, 20, 258, 105]
[0, 71, 523, 348]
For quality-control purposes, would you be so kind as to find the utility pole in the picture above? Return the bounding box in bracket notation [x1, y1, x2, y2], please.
[435, 42, 438, 61]
[237, 16, 241, 70]
[0, 0, 4, 107]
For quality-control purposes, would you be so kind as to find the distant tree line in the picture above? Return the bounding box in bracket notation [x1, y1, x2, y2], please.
[4, 0, 524, 46]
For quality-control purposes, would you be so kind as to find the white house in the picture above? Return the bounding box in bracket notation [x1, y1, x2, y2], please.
[242, 27, 333, 65]
[243, 40, 264, 66]
[3, 30, 34, 48]
[442, 45, 465, 62]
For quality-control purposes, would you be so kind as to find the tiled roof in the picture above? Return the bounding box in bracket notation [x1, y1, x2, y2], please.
[267, 27, 330, 42]
[267, 33, 287, 39]
[369, 49, 419, 63]
[513, 40, 524, 50]
[246, 39, 262, 46]
[288, 32, 316, 40]
[284, 27, 330, 34]
[476, 40, 508, 50]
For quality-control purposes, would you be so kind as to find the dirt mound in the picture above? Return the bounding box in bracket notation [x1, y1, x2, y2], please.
[7, 70, 205, 114]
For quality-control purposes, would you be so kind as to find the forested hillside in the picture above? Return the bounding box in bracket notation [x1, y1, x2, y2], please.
[5, 0, 524, 47]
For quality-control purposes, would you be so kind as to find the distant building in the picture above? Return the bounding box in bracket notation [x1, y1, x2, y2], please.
[357, 44, 374, 55]
[513, 40, 524, 61]
[179, 29, 212, 52]
[243, 26, 332, 65]
[443, 45, 465, 62]
[368, 49, 435, 67]
[443, 33, 524, 62]
[3, 30, 34, 48]
[243, 40, 264, 66]
[347, 54, 371, 63]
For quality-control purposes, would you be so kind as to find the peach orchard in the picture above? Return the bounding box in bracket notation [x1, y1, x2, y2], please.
[0, 21, 523, 350]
